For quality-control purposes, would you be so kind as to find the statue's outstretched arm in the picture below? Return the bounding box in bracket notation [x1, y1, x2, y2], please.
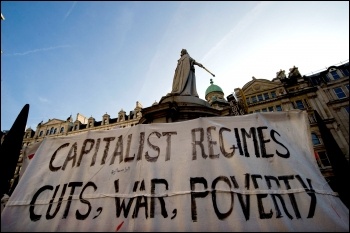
[193, 60, 203, 68]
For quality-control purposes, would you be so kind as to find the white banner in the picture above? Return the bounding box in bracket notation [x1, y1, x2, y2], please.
[1, 111, 349, 231]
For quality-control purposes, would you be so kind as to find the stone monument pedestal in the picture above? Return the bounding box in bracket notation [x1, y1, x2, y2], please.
[139, 95, 221, 124]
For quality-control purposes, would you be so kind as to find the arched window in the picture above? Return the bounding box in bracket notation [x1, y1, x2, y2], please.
[311, 133, 321, 145]
[60, 127, 64, 133]
[39, 131, 43, 137]
[50, 127, 55, 135]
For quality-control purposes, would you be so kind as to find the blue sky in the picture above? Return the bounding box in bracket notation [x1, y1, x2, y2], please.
[1, 1, 349, 131]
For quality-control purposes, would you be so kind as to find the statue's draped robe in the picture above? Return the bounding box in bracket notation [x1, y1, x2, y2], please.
[170, 54, 199, 97]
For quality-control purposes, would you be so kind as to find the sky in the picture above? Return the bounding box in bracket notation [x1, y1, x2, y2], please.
[1, 1, 349, 131]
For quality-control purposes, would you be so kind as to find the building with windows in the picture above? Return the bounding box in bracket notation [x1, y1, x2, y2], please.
[22, 101, 143, 146]
[3, 61, 349, 196]
[234, 61, 349, 184]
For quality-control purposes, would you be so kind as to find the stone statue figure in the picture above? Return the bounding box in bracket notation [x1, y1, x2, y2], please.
[168, 49, 203, 97]
[276, 69, 286, 79]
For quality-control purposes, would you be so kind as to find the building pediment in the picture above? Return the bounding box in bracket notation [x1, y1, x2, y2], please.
[41, 118, 65, 126]
[243, 79, 280, 95]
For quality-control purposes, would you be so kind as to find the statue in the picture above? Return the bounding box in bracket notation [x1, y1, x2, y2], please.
[288, 66, 301, 78]
[168, 49, 204, 97]
[276, 69, 286, 79]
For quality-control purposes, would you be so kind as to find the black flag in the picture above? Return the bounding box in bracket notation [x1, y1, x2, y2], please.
[314, 110, 349, 208]
[0, 104, 29, 198]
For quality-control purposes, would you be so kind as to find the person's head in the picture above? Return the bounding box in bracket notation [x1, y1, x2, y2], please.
[181, 49, 187, 56]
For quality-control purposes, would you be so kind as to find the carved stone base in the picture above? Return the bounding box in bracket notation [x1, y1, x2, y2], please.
[139, 95, 221, 124]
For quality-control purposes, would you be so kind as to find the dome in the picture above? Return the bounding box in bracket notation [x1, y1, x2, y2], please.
[205, 79, 223, 96]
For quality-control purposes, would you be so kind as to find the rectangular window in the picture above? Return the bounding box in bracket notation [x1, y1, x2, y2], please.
[333, 87, 346, 99]
[261, 108, 267, 112]
[263, 93, 269, 100]
[295, 100, 305, 109]
[257, 94, 263, 101]
[268, 106, 274, 112]
[276, 105, 282, 111]
[308, 113, 317, 124]
[316, 151, 331, 168]
[323, 74, 330, 82]
[345, 106, 349, 114]
[331, 71, 340, 80]
[342, 68, 349, 76]
[311, 133, 321, 145]
[246, 97, 250, 104]
[255, 109, 260, 112]
[251, 96, 257, 103]
[271, 91, 276, 98]
[346, 84, 349, 91]
[304, 99, 311, 109]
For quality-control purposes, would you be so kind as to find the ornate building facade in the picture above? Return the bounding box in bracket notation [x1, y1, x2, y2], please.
[234, 62, 349, 183]
[22, 101, 143, 146]
[2, 61, 349, 195]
